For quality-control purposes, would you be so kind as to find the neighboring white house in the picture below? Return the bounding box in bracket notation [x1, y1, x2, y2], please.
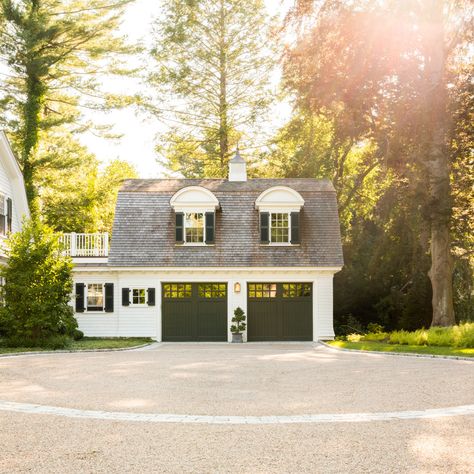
[0, 131, 30, 265]
[67, 151, 344, 342]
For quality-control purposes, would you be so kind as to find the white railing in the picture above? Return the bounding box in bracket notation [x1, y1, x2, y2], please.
[59, 233, 109, 257]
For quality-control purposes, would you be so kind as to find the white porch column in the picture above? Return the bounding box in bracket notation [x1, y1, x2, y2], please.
[156, 281, 162, 342]
[313, 274, 336, 341]
[70, 232, 76, 257]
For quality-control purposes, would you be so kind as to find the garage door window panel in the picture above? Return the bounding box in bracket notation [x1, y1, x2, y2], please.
[248, 283, 277, 298]
[163, 283, 192, 298]
[282, 283, 312, 298]
[198, 283, 226, 298]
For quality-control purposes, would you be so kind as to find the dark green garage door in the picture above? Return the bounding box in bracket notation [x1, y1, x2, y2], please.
[162, 283, 227, 341]
[247, 283, 312, 341]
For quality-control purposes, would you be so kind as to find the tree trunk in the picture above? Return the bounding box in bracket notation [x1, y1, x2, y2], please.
[21, 1, 45, 212]
[21, 74, 44, 211]
[218, 0, 228, 174]
[424, 0, 455, 326]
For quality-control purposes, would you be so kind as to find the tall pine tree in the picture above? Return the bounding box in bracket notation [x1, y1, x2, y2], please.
[148, 0, 276, 177]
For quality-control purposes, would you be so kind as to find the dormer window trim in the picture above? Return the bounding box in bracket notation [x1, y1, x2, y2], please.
[170, 186, 220, 213]
[255, 186, 305, 212]
[260, 210, 300, 246]
[175, 211, 215, 246]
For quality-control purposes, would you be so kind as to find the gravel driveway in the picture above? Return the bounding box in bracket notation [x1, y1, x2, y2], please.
[0, 343, 473, 473]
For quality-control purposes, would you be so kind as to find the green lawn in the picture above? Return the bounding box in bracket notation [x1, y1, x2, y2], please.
[0, 337, 153, 354]
[328, 340, 474, 357]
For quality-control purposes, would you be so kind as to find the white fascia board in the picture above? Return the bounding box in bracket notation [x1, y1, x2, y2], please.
[72, 266, 343, 274]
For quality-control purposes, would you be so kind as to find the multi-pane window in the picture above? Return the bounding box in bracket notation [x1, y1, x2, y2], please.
[271, 213, 289, 243]
[0, 276, 5, 306]
[131, 288, 146, 305]
[0, 195, 5, 236]
[185, 213, 204, 243]
[198, 283, 226, 298]
[282, 283, 312, 298]
[163, 283, 192, 298]
[87, 283, 104, 311]
[248, 283, 277, 298]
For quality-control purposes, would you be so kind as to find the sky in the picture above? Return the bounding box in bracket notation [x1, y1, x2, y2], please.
[79, 0, 292, 179]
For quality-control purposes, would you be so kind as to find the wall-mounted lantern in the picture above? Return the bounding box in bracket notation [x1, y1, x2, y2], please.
[234, 282, 241, 293]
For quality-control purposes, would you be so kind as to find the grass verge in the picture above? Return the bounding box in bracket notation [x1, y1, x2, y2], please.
[328, 340, 474, 357]
[0, 337, 154, 354]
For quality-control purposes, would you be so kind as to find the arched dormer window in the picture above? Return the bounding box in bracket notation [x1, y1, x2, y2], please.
[170, 186, 219, 245]
[255, 186, 304, 245]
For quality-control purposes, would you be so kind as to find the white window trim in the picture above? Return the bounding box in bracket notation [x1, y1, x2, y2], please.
[85, 283, 105, 313]
[129, 287, 148, 306]
[268, 211, 294, 246]
[0, 193, 5, 237]
[182, 212, 208, 246]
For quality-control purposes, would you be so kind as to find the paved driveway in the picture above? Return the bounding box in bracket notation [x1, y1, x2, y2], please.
[0, 343, 473, 473]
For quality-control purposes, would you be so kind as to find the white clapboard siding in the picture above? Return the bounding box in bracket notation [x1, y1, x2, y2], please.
[73, 273, 120, 337]
[0, 161, 22, 234]
[314, 274, 335, 340]
[72, 268, 339, 341]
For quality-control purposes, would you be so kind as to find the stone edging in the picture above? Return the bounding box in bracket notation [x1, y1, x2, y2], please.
[0, 341, 155, 358]
[319, 341, 474, 362]
[1, 400, 473, 425]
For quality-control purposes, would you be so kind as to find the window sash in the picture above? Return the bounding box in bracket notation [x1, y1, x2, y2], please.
[131, 288, 147, 305]
[270, 213, 289, 243]
[184, 213, 205, 243]
[87, 283, 104, 311]
[0, 195, 5, 236]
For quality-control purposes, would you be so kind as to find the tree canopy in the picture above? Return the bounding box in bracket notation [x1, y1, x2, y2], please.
[148, 0, 276, 177]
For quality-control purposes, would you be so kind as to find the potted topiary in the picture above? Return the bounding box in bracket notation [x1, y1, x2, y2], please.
[230, 307, 246, 343]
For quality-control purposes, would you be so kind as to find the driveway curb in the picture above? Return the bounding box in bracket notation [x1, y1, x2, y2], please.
[0, 341, 155, 358]
[319, 341, 474, 361]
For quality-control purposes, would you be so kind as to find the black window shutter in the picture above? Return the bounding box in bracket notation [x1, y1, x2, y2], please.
[6, 198, 12, 233]
[260, 212, 270, 244]
[290, 212, 300, 244]
[122, 287, 130, 306]
[104, 283, 114, 312]
[147, 288, 156, 306]
[75, 283, 85, 313]
[205, 212, 215, 244]
[175, 212, 184, 243]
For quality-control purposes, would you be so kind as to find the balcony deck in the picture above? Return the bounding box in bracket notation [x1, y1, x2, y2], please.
[60, 233, 109, 259]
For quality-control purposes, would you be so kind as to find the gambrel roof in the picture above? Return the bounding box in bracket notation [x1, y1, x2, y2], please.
[108, 178, 344, 268]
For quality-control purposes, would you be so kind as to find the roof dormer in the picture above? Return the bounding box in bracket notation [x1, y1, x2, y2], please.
[255, 186, 305, 212]
[170, 186, 220, 212]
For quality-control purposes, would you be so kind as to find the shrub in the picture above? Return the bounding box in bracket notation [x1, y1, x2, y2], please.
[347, 333, 362, 342]
[363, 332, 389, 342]
[0, 218, 77, 347]
[452, 322, 474, 348]
[387, 324, 474, 348]
[335, 314, 365, 336]
[230, 307, 246, 334]
[367, 323, 385, 334]
[426, 327, 454, 347]
[389, 329, 428, 345]
[3, 334, 72, 349]
[73, 329, 84, 341]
